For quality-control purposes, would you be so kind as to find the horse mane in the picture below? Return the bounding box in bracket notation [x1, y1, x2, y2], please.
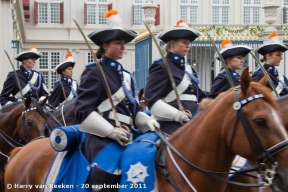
[31, 98, 47, 119]
[169, 82, 278, 141]
[0, 101, 22, 113]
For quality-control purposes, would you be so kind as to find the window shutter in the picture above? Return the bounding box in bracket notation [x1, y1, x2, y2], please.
[84, 3, 87, 24]
[283, 7, 287, 24]
[60, 2, 64, 24]
[132, 5, 134, 25]
[154, 4, 160, 25]
[23, 0, 30, 22]
[34, 1, 38, 24]
[108, 3, 112, 11]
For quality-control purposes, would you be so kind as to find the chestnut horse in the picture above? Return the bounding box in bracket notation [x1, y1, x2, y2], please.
[0, 96, 48, 191]
[224, 94, 288, 192]
[4, 69, 288, 192]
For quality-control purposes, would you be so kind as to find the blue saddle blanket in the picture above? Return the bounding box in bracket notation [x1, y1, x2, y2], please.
[44, 129, 159, 192]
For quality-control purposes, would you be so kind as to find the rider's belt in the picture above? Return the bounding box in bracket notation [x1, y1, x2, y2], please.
[178, 94, 197, 102]
[15, 72, 39, 99]
[163, 64, 193, 103]
[97, 71, 131, 113]
[108, 111, 132, 125]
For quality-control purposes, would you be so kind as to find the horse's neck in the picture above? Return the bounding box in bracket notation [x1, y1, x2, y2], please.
[0, 105, 23, 157]
[166, 100, 235, 191]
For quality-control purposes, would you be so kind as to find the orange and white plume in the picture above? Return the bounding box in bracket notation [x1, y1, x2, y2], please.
[176, 19, 189, 27]
[269, 32, 279, 42]
[105, 9, 122, 27]
[65, 53, 74, 62]
[30, 46, 38, 52]
[221, 39, 233, 49]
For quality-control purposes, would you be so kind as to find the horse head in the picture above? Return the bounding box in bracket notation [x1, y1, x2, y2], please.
[162, 68, 288, 192]
[223, 68, 288, 191]
[19, 96, 48, 144]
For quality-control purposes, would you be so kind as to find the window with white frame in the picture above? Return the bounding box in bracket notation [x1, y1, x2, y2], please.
[87, 52, 94, 63]
[285, 0, 288, 5]
[38, 0, 61, 24]
[37, 51, 60, 90]
[86, 0, 108, 25]
[212, 0, 229, 24]
[133, 0, 154, 26]
[180, 0, 198, 23]
[243, 0, 261, 24]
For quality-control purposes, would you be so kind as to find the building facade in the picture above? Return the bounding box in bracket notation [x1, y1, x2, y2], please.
[1, 0, 288, 92]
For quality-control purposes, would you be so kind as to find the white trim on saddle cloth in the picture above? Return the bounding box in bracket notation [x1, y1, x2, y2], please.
[97, 71, 131, 113]
[43, 151, 67, 192]
[15, 72, 39, 99]
[163, 64, 193, 103]
[228, 155, 248, 179]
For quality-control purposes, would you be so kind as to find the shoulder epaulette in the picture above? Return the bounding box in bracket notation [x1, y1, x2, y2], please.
[86, 62, 96, 67]
[153, 58, 162, 63]
[9, 69, 20, 74]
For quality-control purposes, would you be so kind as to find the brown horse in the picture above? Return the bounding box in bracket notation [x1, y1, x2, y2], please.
[224, 94, 288, 192]
[4, 69, 288, 192]
[0, 96, 48, 191]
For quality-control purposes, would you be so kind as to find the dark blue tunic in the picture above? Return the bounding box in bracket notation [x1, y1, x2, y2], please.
[208, 68, 240, 99]
[145, 52, 206, 135]
[0, 68, 49, 106]
[74, 56, 141, 162]
[49, 77, 78, 107]
[252, 64, 288, 97]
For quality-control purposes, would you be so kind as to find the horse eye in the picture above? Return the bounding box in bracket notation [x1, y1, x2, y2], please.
[253, 118, 267, 128]
[26, 121, 32, 127]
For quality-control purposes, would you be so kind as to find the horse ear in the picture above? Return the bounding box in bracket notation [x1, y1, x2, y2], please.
[39, 97, 48, 106]
[258, 70, 269, 86]
[240, 67, 251, 95]
[25, 96, 31, 108]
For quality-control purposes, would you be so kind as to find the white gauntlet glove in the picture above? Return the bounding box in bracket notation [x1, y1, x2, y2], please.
[146, 118, 160, 131]
[107, 129, 129, 146]
[174, 111, 190, 124]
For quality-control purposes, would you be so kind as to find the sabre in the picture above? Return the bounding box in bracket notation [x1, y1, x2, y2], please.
[143, 22, 185, 113]
[249, 52, 280, 98]
[4, 50, 24, 102]
[73, 19, 122, 128]
[206, 33, 235, 88]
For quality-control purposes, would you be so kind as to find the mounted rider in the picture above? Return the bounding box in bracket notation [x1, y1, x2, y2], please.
[145, 19, 206, 135]
[74, 9, 159, 191]
[0, 46, 49, 106]
[252, 32, 288, 97]
[49, 53, 78, 108]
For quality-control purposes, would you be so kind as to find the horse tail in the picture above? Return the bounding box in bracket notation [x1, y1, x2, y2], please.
[8, 147, 22, 161]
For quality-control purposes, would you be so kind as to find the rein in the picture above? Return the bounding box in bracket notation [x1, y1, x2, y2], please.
[155, 86, 288, 190]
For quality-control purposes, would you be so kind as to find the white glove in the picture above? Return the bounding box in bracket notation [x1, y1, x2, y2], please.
[107, 129, 129, 146]
[147, 118, 160, 131]
[174, 111, 190, 124]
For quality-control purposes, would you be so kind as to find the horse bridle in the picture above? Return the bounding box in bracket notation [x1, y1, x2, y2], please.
[155, 86, 288, 191]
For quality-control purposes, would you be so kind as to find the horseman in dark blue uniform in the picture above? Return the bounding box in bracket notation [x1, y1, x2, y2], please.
[49, 53, 78, 108]
[208, 39, 252, 98]
[145, 19, 206, 135]
[0, 46, 49, 106]
[74, 10, 159, 191]
[252, 32, 288, 97]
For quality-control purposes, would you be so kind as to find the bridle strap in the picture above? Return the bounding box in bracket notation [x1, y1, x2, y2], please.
[258, 140, 288, 163]
[155, 128, 263, 187]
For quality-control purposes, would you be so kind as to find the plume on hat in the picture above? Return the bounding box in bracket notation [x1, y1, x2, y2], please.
[221, 39, 233, 49]
[105, 9, 122, 27]
[176, 19, 189, 27]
